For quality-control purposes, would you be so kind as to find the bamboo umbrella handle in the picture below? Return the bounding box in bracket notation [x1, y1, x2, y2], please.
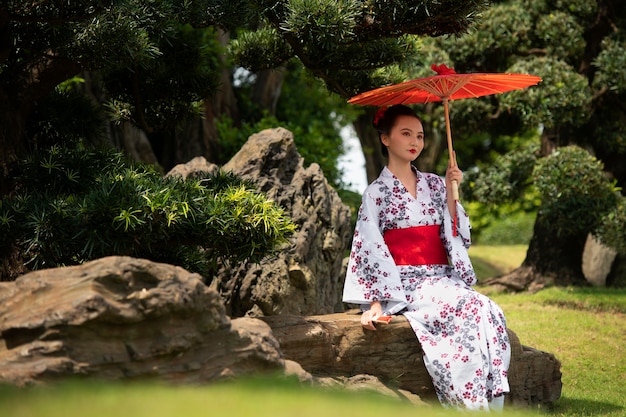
[443, 99, 459, 236]
[451, 180, 459, 201]
[443, 99, 460, 200]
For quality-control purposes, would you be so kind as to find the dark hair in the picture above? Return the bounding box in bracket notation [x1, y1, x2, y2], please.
[373, 104, 421, 157]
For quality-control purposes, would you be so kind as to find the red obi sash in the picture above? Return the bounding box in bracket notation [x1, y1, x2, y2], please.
[383, 225, 449, 266]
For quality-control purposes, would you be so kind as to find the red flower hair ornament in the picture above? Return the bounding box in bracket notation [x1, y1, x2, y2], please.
[373, 105, 388, 128]
[431, 63, 457, 75]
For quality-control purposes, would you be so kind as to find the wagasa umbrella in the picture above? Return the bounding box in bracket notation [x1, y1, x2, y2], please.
[348, 64, 542, 233]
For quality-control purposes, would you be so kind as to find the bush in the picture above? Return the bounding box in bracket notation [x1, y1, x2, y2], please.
[0, 144, 296, 281]
[533, 145, 619, 238]
[474, 210, 536, 245]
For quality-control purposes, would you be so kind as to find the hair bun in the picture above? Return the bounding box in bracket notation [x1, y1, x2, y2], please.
[373, 106, 388, 128]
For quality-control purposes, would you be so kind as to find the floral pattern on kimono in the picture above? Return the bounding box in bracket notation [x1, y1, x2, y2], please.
[342, 166, 510, 411]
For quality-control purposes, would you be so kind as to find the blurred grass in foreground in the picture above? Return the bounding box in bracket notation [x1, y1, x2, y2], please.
[0, 377, 536, 417]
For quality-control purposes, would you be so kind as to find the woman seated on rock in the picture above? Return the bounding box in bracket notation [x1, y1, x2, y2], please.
[342, 104, 510, 411]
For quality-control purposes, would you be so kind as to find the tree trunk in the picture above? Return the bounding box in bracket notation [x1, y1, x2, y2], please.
[607, 254, 626, 287]
[200, 29, 241, 164]
[251, 68, 286, 117]
[486, 213, 589, 291]
[353, 108, 385, 183]
[0, 101, 25, 196]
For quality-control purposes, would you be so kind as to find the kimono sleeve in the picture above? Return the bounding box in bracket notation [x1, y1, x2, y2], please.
[342, 189, 408, 315]
[437, 176, 477, 286]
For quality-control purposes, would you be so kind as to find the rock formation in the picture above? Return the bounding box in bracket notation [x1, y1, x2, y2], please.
[0, 256, 562, 408]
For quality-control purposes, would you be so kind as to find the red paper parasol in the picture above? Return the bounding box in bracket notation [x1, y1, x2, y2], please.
[348, 64, 542, 234]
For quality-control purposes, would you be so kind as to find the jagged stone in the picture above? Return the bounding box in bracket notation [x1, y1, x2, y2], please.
[216, 127, 353, 317]
[161, 128, 352, 318]
[166, 156, 219, 179]
[0, 257, 284, 386]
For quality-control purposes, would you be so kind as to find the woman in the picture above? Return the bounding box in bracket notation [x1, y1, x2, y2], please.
[342, 104, 510, 411]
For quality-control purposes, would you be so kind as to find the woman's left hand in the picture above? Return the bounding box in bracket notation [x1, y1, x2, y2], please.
[445, 152, 463, 190]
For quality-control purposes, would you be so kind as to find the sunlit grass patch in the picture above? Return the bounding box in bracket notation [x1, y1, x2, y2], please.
[490, 289, 626, 417]
[469, 244, 527, 281]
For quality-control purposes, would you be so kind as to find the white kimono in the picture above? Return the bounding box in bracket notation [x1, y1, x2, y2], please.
[343, 167, 510, 410]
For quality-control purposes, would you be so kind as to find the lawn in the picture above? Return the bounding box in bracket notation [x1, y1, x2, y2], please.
[1, 245, 624, 417]
[490, 289, 626, 417]
[469, 244, 528, 281]
[471, 245, 626, 417]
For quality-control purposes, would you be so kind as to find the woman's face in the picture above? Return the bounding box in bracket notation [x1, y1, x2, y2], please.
[381, 115, 424, 164]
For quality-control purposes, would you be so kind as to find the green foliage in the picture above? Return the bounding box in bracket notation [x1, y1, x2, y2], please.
[463, 144, 540, 205]
[230, 0, 489, 97]
[461, 143, 540, 244]
[27, 82, 106, 148]
[229, 27, 294, 70]
[501, 57, 592, 129]
[2, 1, 242, 155]
[476, 211, 536, 245]
[595, 197, 626, 254]
[103, 24, 223, 130]
[282, 0, 361, 46]
[532, 146, 619, 238]
[592, 38, 626, 93]
[0, 145, 296, 280]
[440, 2, 535, 67]
[535, 11, 585, 63]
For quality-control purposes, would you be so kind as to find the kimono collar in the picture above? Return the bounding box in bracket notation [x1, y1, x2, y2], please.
[381, 165, 422, 182]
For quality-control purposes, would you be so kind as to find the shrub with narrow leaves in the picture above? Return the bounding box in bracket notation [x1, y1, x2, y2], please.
[0, 145, 296, 281]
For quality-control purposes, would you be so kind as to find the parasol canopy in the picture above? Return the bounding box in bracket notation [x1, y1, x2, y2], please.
[348, 64, 542, 107]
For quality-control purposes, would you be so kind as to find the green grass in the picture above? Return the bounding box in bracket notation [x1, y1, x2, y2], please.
[1, 245, 624, 417]
[489, 289, 626, 417]
[471, 245, 626, 417]
[469, 244, 527, 281]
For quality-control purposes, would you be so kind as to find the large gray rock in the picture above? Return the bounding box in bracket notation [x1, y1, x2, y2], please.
[0, 257, 284, 386]
[582, 234, 617, 286]
[218, 127, 353, 317]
